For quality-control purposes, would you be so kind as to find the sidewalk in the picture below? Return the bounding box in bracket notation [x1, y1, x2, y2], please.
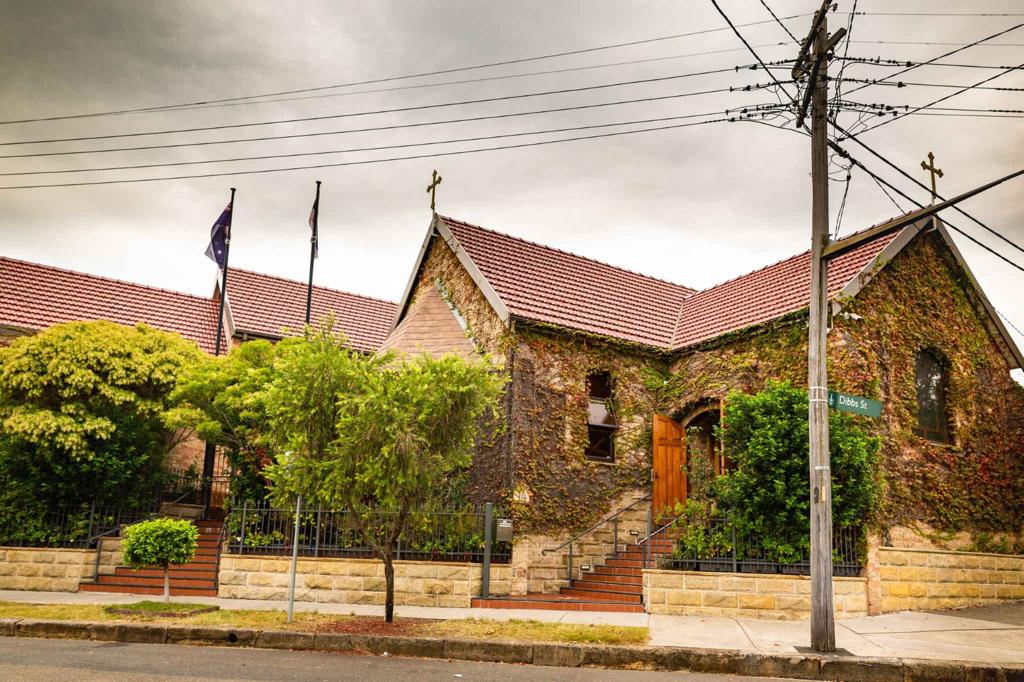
[2, 590, 1022, 665]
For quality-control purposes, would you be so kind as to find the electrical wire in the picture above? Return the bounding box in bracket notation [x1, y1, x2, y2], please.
[834, 77, 1024, 91]
[0, 115, 759, 190]
[759, 0, 799, 44]
[0, 110, 737, 176]
[0, 89, 785, 161]
[0, 14, 815, 126]
[0, 66, 767, 147]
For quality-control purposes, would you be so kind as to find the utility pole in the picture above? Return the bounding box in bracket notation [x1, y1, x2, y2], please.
[792, 3, 845, 653]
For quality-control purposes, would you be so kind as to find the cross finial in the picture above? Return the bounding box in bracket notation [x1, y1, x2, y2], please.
[426, 169, 442, 212]
[920, 151, 944, 202]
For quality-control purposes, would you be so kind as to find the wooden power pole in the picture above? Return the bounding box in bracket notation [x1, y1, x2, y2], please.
[793, 3, 845, 653]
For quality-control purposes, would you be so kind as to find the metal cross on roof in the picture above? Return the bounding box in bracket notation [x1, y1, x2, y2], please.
[920, 151, 944, 202]
[426, 169, 442, 212]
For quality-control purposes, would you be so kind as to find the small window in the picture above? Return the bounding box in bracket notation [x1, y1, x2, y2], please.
[585, 371, 616, 462]
[915, 349, 951, 444]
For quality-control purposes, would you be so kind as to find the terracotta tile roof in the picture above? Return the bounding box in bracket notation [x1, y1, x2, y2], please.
[225, 268, 397, 353]
[672, 232, 899, 348]
[0, 256, 222, 353]
[439, 215, 902, 352]
[440, 216, 696, 348]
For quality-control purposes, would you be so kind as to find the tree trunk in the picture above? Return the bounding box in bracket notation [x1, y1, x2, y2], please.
[163, 565, 170, 603]
[382, 551, 395, 622]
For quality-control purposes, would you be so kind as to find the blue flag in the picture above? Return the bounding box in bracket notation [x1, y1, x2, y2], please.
[204, 202, 232, 268]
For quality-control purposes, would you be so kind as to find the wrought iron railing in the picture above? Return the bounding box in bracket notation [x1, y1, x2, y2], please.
[225, 500, 511, 564]
[656, 516, 864, 577]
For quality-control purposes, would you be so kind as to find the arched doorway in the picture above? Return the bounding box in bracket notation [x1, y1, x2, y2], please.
[651, 399, 726, 514]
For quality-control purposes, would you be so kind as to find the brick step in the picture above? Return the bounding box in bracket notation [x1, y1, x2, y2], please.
[80, 582, 218, 598]
[558, 587, 643, 603]
[577, 572, 641, 585]
[593, 561, 638, 573]
[94, 573, 216, 589]
[620, 546, 673, 558]
[570, 579, 641, 595]
[605, 558, 657, 569]
[113, 566, 217, 581]
[470, 597, 643, 613]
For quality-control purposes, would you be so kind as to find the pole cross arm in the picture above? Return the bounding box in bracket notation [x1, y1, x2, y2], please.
[822, 167, 1024, 261]
[792, 0, 835, 79]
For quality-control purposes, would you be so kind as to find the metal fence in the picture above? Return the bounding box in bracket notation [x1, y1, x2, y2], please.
[226, 500, 511, 564]
[656, 517, 864, 577]
[0, 503, 158, 549]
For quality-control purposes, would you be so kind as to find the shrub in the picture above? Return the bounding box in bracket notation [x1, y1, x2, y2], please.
[121, 518, 199, 601]
[715, 381, 880, 563]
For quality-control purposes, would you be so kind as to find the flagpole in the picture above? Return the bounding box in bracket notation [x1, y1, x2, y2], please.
[214, 187, 236, 356]
[305, 180, 320, 325]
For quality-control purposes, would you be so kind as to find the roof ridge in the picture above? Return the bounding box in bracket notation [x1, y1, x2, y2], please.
[230, 266, 397, 306]
[0, 255, 216, 305]
[438, 215, 697, 295]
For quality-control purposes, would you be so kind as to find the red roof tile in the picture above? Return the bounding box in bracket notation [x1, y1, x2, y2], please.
[439, 215, 902, 351]
[672, 232, 899, 348]
[225, 268, 397, 353]
[440, 217, 695, 348]
[0, 256, 222, 353]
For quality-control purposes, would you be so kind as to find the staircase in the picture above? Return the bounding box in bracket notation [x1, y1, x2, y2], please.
[472, 533, 676, 613]
[79, 519, 222, 597]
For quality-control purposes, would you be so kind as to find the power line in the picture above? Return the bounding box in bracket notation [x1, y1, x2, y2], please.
[845, 61, 1024, 138]
[759, 0, 799, 44]
[830, 120, 1024, 259]
[836, 57, 1024, 71]
[709, 0, 799, 106]
[0, 114, 763, 190]
[0, 14, 814, 126]
[848, 11, 1024, 17]
[0, 88, 785, 161]
[834, 76, 1024, 91]
[0, 110, 737, 176]
[1, 66, 765, 147]
[848, 40, 1024, 48]
[997, 309, 1024, 339]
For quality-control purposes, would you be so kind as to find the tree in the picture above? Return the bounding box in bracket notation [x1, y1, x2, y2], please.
[121, 518, 199, 602]
[265, 324, 503, 621]
[0, 321, 203, 511]
[165, 339, 281, 500]
[715, 381, 880, 563]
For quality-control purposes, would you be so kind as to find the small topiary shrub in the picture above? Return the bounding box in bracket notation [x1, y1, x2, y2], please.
[121, 518, 199, 602]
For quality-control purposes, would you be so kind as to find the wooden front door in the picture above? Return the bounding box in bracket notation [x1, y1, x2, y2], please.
[652, 414, 686, 516]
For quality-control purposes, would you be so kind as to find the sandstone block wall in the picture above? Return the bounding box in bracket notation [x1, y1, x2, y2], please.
[0, 547, 94, 592]
[643, 569, 868, 620]
[218, 555, 512, 607]
[877, 547, 1024, 613]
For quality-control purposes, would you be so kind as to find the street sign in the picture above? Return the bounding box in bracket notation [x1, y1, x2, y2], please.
[828, 390, 882, 418]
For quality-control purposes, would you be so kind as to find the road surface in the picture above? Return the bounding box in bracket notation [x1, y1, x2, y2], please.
[0, 637, 790, 681]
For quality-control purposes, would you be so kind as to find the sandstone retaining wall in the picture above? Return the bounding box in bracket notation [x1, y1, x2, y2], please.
[643, 569, 869, 620]
[218, 555, 512, 607]
[877, 546, 1024, 613]
[0, 541, 124, 592]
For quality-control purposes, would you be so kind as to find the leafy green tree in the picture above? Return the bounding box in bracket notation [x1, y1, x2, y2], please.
[265, 324, 503, 621]
[121, 518, 199, 602]
[165, 340, 281, 500]
[0, 321, 203, 511]
[715, 381, 880, 563]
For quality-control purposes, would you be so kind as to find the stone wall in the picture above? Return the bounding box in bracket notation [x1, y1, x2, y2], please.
[218, 555, 512, 607]
[0, 547, 94, 592]
[877, 547, 1024, 613]
[643, 569, 869, 620]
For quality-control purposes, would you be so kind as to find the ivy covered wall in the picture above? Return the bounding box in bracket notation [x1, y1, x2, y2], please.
[410, 225, 1023, 539]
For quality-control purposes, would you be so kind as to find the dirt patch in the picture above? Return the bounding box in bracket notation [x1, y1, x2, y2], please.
[316, 617, 437, 637]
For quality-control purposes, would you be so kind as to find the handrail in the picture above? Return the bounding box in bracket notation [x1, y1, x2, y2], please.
[541, 494, 650, 555]
[637, 511, 684, 547]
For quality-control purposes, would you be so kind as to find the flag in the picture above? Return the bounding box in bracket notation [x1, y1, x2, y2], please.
[204, 202, 232, 268]
[308, 189, 320, 260]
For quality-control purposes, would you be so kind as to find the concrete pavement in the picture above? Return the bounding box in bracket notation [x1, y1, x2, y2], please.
[2, 590, 1022, 665]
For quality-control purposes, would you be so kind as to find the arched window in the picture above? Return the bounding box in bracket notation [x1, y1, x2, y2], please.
[585, 371, 616, 462]
[915, 349, 951, 443]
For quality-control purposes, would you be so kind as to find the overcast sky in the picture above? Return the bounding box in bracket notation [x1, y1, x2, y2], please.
[2, 1, 1022, 368]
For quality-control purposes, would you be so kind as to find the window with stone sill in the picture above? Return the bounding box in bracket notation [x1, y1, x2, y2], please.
[585, 371, 616, 462]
